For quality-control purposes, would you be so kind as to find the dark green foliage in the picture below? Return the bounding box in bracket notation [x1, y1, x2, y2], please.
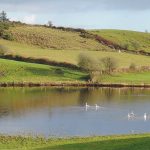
[2, 31, 13, 40]
[0, 11, 9, 22]
[0, 22, 13, 40]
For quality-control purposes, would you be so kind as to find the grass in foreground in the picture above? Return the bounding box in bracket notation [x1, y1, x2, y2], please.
[0, 134, 150, 150]
[0, 39, 150, 68]
[90, 29, 150, 53]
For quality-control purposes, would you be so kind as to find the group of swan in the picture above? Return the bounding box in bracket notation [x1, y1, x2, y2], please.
[128, 112, 149, 121]
[85, 103, 102, 111]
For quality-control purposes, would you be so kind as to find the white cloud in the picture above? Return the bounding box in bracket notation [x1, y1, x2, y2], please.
[23, 14, 36, 24]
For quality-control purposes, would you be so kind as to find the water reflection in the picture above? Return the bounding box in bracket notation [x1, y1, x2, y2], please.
[0, 87, 149, 137]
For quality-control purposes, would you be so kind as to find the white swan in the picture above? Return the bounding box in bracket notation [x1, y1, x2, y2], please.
[95, 104, 100, 111]
[128, 111, 135, 120]
[85, 103, 90, 111]
[144, 113, 147, 121]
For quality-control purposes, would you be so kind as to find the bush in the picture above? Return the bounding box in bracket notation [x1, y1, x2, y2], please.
[123, 43, 129, 50]
[0, 45, 12, 56]
[131, 41, 140, 50]
[2, 31, 13, 40]
[129, 63, 136, 71]
[78, 53, 100, 71]
[78, 53, 102, 82]
[101, 57, 117, 74]
[0, 22, 12, 40]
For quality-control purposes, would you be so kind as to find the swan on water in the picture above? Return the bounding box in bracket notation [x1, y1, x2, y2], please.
[95, 104, 100, 110]
[144, 113, 147, 121]
[85, 103, 90, 111]
[128, 111, 135, 120]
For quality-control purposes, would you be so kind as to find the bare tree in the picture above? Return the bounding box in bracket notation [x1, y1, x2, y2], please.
[78, 53, 101, 82]
[101, 57, 117, 74]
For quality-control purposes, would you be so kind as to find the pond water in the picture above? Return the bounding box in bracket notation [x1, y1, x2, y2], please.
[0, 87, 150, 137]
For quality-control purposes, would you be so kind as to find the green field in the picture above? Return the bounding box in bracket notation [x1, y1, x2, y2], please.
[0, 58, 149, 84]
[0, 58, 87, 83]
[0, 39, 150, 68]
[91, 29, 150, 53]
[0, 134, 150, 150]
[98, 72, 150, 84]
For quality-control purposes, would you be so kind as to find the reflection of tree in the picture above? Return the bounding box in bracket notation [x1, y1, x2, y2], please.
[0, 106, 9, 118]
[78, 88, 92, 106]
[104, 88, 115, 101]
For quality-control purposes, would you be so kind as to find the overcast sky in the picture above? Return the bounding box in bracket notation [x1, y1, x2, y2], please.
[1, 0, 150, 31]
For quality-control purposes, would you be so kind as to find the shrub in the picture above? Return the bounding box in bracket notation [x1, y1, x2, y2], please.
[78, 53, 100, 71]
[78, 53, 102, 82]
[123, 43, 129, 50]
[131, 41, 140, 50]
[129, 63, 136, 71]
[2, 31, 13, 40]
[0, 45, 12, 56]
[0, 22, 12, 40]
[101, 57, 117, 74]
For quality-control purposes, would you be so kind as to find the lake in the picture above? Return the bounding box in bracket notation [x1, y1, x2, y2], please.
[0, 87, 150, 137]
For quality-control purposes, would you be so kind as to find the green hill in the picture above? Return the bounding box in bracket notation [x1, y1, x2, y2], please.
[90, 29, 150, 53]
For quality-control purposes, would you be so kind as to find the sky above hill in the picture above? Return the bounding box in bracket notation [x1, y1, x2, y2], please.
[1, 0, 150, 31]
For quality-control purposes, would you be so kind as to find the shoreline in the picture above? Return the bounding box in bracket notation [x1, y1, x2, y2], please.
[0, 82, 150, 88]
[0, 134, 149, 150]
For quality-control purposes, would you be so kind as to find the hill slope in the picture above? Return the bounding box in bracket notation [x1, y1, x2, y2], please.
[90, 29, 150, 53]
[9, 25, 110, 51]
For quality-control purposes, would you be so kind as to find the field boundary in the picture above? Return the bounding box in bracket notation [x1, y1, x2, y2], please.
[0, 82, 150, 88]
[0, 54, 82, 70]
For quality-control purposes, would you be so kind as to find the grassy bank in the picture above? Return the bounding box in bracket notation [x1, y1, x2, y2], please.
[0, 58, 149, 86]
[1, 39, 150, 68]
[98, 72, 150, 84]
[0, 134, 150, 150]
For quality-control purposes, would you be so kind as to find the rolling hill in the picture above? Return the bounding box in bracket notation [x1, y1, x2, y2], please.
[0, 23, 149, 85]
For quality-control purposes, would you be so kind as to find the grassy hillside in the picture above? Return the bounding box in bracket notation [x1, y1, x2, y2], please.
[9, 25, 110, 51]
[1, 39, 150, 68]
[91, 29, 150, 53]
[0, 58, 87, 83]
[0, 134, 150, 150]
